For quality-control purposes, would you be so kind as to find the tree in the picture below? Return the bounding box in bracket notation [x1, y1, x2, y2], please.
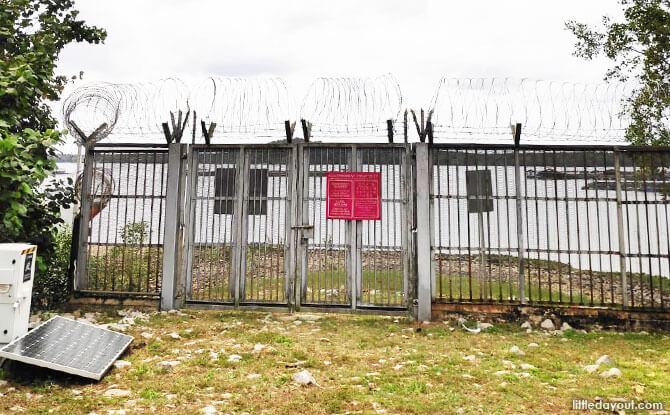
[0, 0, 106, 306]
[566, 0, 669, 145]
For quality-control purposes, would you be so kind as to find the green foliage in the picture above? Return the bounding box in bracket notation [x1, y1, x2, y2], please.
[87, 221, 160, 292]
[0, 0, 106, 306]
[566, 0, 669, 145]
[31, 226, 71, 310]
[120, 221, 148, 245]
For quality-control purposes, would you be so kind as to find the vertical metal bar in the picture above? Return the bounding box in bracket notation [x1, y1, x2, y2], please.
[522, 149, 532, 303]
[614, 150, 628, 308]
[552, 150, 563, 304]
[401, 145, 414, 307]
[435, 152, 444, 300]
[542, 150, 552, 303]
[513, 125, 526, 304]
[402, 144, 411, 307]
[183, 148, 197, 301]
[572, 152, 584, 304]
[582, 151, 594, 305]
[286, 145, 298, 310]
[445, 150, 454, 301]
[300, 145, 309, 305]
[465, 150, 481, 301]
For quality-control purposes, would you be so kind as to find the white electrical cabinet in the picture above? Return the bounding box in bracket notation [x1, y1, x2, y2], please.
[0, 243, 37, 344]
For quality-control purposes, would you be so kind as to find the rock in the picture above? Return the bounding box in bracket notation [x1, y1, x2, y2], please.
[462, 374, 474, 379]
[298, 314, 322, 321]
[292, 369, 318, 386]
[600, 368, 622, 378]
[502, 360, 516, 369]
[227, 354, 243, 363]
[246, 373, 261, 380]
[638, 330, 649, 335]
[113, 360, 132, 369]
[509, 345, 525, 356]
[528, 342, 539, 348]
[462, 355, 476, 361]
[560, 322, 573, 331]
[168, 332, 181, 340]
[319, 338, 330, 343]
[253, 343, 265, 352]
[560, 338, 568, 342]
[140, 332, 153, 340]
[156, 361, 180, 372]
[595, 355, 616, 366]
[520, 321, 532, 329]
[494, 370, 510, 376]
[519, 363, 535, 370]
[293, 320, 303, 326]
[0, 380, 7, 387]
[477, 322, 494, 330]
[200, 406, 218, 415]
[518, 372, 532, 378]
[103, 323, 130, 332]
[221, 393, 233, 399]
[540, 319, 556, 330]
[583, 364, 599, 374]
[104, 389, 131, 398]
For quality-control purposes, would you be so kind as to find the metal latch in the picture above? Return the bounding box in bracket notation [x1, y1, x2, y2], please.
[292, 224, 314, 240]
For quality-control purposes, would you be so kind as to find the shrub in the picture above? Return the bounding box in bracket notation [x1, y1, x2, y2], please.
[32, 226, 72, 310]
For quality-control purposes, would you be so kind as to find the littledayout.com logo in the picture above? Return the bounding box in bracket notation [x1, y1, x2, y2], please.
[572, 399, 664, 412]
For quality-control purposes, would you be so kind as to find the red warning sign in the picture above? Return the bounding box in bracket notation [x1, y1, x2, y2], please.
[326, 172, 381, 220]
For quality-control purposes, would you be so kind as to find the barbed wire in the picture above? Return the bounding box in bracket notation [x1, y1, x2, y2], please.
[428, 78, 634, 143]
[299, 74, 403, 138]
[62, 77, 290, 143]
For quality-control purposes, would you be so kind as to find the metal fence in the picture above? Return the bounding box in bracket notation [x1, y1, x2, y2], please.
[429, 144, 670, 310]
[74, 142, 670, 316]
[76, 145, 168, 296]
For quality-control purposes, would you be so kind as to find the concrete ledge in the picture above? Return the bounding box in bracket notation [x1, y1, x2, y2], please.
[69, 295, 159, 311]
[432, 302, 670, 331]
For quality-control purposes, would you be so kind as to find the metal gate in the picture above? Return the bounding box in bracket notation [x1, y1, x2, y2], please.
[184, 145, 295, 306]
[184, 144, 412, 311]
[296, 144, 412, 310]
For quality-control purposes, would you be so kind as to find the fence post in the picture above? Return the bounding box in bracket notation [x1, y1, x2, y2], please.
[74, 144, 95, 291]
[161, 143, 187, 310]
[415, 143, 432, 321]
[513, 123, 526, 304]
[614, 149, 629, 308]
[231, 148, 248, 306]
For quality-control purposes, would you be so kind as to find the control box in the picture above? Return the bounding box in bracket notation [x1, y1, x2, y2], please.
[0, 244, 37, 344]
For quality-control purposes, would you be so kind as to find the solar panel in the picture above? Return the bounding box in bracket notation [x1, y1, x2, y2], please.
[0, 316, 133, 380]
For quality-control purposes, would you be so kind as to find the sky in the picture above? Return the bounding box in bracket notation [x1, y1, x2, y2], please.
[55, 0, 624, 149]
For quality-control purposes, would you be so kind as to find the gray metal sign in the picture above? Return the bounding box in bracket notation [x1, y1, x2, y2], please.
[466, 169, 494, 213]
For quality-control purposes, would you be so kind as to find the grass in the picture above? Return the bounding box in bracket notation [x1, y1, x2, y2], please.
[1, 309, 669, 414]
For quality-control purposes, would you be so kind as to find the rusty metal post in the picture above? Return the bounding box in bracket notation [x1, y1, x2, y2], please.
[614, 149, 629, 308]
[513, 124, 526, 304]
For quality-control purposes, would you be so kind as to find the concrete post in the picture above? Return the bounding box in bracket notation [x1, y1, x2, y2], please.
[161, 143, 187, 310]
[415, 143, 432, 321]
[75, 144, 94, 291]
